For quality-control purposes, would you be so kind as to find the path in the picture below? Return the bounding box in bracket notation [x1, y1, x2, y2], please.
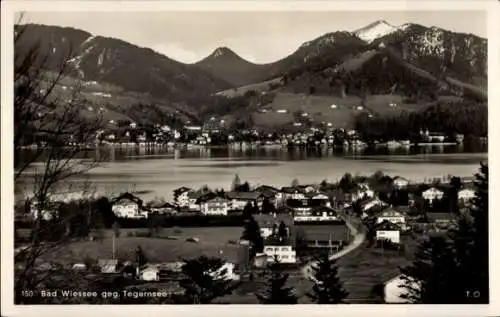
[300, 212, 366, 280]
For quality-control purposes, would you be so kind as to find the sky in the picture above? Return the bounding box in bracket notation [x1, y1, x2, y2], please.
[20, 11, 487, 64]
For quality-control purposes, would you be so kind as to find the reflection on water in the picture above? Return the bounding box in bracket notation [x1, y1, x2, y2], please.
[16, 143, 488, 202]
[52, 142, 486, 163]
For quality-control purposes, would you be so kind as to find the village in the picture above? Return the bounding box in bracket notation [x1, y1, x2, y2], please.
[16, 170, 478, 303]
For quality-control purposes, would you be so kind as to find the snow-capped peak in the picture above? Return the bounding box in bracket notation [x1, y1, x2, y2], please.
[212, 47, 232, 58]
[354, 20, 401, 43]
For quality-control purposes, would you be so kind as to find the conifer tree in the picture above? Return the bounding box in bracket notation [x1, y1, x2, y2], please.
[257, 260, 298, 304]
[400, 163, 489, 304]
[177, 256, 239, 304]
[307, 254, 348, 304]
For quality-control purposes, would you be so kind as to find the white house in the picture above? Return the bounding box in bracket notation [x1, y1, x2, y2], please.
[281, 187, 306, 201]
[208, 262, 240, 281]
[375, 221, 401, 244]
[201, 197, 230, 216]
[140, 266, 160, 282]
[393, 176, 409, 189]
[111, 193, 146, 219]
[311, 193, 331, 207]
[262, 244, 297, 264]
[353, 183, 375, 201]
[293, 206, 338, 223]
[422, 187, 444, 203]
[361, 197, 387, 213]
[149, 201, 176, 214]
[376, 209, 406, 226]
[384, 274, 420, 303]
[99, 259, 118, 274]
[186, 191, 202, 211]
[175, 187, 192, 207]
[458, 188, 475, 203]
[29, 200, 58, 221]
[225, 192, 263, 210]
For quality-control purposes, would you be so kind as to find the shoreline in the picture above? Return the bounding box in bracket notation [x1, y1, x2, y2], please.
[19, 141, 476, 151]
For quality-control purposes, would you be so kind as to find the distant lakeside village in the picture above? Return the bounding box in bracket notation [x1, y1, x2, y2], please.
[15, 167, 481, 303]
[22, 115, 487, 150]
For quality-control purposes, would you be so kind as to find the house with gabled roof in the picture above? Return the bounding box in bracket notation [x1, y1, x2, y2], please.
[307, 192, 331, 207]
[174, 186, 192, 207]
[376, 208, 406, 229]
[422, 187, 444, 203]
[392, 176, 409, 189]
[260, 236, 296, 264]
[281, 186, 306, 201]
[254, 185, 283, 206]
[149, 201, 177, 214]
[200, 196, 230, 216]
[225, 191, 264, 210]
[111, 192, 147, 218]
[375, 220, 401, 244]
[458, 187, 475, 205]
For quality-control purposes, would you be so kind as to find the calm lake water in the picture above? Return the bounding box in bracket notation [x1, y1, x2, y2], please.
[17, 144, 488, 201]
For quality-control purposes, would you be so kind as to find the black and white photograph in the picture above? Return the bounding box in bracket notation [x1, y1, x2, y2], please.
[1, 1, 498, 316]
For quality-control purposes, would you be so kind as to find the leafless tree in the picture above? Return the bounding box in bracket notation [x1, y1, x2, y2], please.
[14, 14, 105, 303]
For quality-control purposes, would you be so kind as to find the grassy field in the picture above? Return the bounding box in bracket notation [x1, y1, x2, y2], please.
[40, 227, 244, 265]
[250, 92, 429, 129]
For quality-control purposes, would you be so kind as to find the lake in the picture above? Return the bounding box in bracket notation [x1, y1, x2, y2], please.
[16, 144, 488, 202]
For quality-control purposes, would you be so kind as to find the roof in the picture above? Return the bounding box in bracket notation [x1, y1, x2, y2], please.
[196, 192, 218, 203]
[255, 186, 280, 198]
[225, 191, 262, 200]
[203, 196, 230, 204]
[175, 186, 192, 194]
[375, 220, 401, 231]
[423, 187, 444, 193]
[393, 176, 409, 182]
[254, 214, 294, 227]
[379, 209, 404, 218]
[280, 186, 305, 194]
[263, 236, 294, 246]
[99, 259, 118, 266]
[305, 192, 329, 199]
[149, 201, 176, 209]
[254, 185, 279, 192]
[111, 192, 143, 206]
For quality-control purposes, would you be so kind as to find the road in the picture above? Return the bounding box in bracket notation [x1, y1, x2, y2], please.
[300, 213, 366, 281]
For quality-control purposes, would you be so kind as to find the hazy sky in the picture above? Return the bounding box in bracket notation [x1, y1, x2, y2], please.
[21, 11, 487, 64]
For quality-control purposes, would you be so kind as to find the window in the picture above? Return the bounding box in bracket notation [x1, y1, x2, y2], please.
[281, 247, 289, 252]
[282, 255, 289, 259]
[265, 247, 273, 252]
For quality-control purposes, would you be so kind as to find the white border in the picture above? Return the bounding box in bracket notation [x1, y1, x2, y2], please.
[1, 1, 499, 317]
